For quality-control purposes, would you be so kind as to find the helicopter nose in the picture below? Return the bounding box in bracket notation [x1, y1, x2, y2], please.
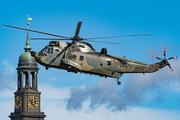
[31, 51, 36, 57]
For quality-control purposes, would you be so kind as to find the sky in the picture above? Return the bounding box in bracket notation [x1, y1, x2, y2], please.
[0, 0, 180, 120]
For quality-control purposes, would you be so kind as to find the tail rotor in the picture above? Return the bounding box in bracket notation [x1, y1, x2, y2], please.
[153, 48, 177, 71]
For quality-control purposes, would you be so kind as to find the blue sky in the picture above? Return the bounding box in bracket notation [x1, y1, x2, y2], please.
[0, 0, 180, 120]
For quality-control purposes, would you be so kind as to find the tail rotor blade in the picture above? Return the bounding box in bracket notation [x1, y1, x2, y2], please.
[167, 64, 173, 71]
[153, 55, 162, 60]
[167, 56, 177, 60]
[164, 48, 166, 59]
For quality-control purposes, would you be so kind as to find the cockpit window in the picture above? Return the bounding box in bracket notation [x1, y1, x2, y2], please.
[47, 47, 53, 54]
[43, 47, 47, 53]
[39, 46, 47, 56]
[51, 48, 53, 54]
[47, 48, 50, 53]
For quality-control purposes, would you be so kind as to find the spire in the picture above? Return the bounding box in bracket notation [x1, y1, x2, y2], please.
[24, 15, 32, 52]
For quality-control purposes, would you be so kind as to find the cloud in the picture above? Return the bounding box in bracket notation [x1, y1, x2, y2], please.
[66, 79, 135, 111]
[39, 84, 70, 100]
[42, 100, 180, 120]
[33, 83, 180, 120]
[2, 60, 16, 75]
[66, 58, 180, 111]
[0, 60, 16, 91]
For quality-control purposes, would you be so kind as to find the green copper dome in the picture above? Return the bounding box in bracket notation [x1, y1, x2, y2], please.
[18, 52, 37, 68]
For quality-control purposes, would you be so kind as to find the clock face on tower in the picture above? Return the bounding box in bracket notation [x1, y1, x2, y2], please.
[28, 96, 39, 109]
[15, 96, 21, 109]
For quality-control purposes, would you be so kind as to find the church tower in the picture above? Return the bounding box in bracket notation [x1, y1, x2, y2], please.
[9, 16, 46, 120]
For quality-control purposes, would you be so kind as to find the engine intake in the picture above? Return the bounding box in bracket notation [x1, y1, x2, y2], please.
[101, 48, 107, 55]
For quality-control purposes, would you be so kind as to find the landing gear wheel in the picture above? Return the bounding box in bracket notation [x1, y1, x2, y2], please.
[117, 81, 121, 85]
[46, 67, 48, 70]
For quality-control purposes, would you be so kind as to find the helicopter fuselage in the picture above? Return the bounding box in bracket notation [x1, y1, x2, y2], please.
[31, 41, 166, 80]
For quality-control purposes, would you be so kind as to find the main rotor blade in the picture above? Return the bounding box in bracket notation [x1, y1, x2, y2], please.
[74, 21, 82, 38]
[3, 24, 70, 39]
[84, 34, 152, 40]
[31, 38, 72, 40]
[85, 40, 118, 45]
[31, 38, 118, 44]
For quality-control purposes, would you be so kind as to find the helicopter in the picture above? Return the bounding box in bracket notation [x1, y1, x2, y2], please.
[4, 22, 177, 85]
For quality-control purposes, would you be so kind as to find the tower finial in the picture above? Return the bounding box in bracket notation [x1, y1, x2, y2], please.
[27, 15, 32, 25]
[24, 15, 32, 52]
